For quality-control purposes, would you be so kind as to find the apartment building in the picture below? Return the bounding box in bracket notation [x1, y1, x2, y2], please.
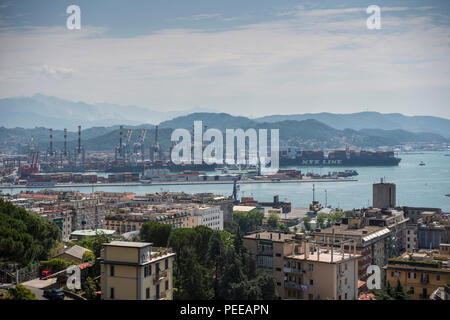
[104, 213, 148, 235]
[100, 241, 176, 300]
[385, 244, 450, 300]
[284, 239, 360, 300]
[313, 216, 393, 285]
[192, 206, 224, 230]
[243, 231, 295, 298]
[40, 210, 72, 242]
[66, 197, 106, 230]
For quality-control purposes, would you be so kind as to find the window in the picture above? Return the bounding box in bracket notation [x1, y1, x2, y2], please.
[146, 288, 150, 299]
[309, 264, 314, 271]
[344, 263, 348, 271]
[165, 280, 169, 291]
[165, 259, 169, 269]
[436, 275, 440, 281]
[110, 287, 115, 299]
[110, 265, 115, 277]
[345, 293, 348, 300]
[409, 287, 414, 294]
[144, 265, 151, 277]
[276, 268, 281, 272]
[309, 279, 314, 285]
[275, 253, 281, 257]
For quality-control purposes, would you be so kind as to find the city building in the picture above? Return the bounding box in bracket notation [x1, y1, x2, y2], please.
[52, 245, 92, 264]
[192, 205, 223, 230]
[40, 210, 72, 242]
[385, 244, 450, 300]
[373, 178, 396, 209]
[243, 231, 295, 298]
[313, 214, 393, 285]
[284, 237, 360, 300]
[100, 241, 175, 300]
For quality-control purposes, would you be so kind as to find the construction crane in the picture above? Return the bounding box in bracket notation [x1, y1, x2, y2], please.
[125, 129, 133, 160]
[151, 125, 161, 162]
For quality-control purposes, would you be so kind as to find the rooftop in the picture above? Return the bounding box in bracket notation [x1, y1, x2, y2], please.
[315, 224, 390, 239]
[103, 241, 152, 248]
[286, 249, 360, 263]
[243, 231, 294, 242]
[71, 229, 116, 237]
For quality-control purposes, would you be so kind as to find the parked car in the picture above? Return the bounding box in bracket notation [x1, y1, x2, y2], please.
[43, 288, 65, 300]
[40, 270, 52, 279]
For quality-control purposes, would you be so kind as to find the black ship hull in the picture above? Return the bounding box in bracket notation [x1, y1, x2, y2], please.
[279, 157, 401, 167]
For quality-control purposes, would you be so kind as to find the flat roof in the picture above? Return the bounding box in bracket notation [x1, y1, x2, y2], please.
[233, 205, 257, 212]
[286, 250, 360, 263]
[315, 224, 389, 238]
[243, 231, 294, 242]
[71, 229, 116, 236]
[104, 241, 152, 248]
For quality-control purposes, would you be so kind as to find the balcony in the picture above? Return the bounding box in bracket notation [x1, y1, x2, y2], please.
[257, 250, 273, 256]
[421, 277, 429, 284]
[153, 270, 168, 283]
[284, 281, 301, 290]
[283, 267, 303, 275]
[156, 291, 167, 300]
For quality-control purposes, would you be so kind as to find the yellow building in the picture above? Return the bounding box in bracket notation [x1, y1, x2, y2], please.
[100, 241, 176, 300]
[284, 238, 360, 300]
[385, 244, 450, 300]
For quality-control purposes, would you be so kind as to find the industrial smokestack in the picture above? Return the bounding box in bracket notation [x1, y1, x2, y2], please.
[78, 125, 81, 154]
[49, 128, 53, 156]
[119, 125, 123, 156]
[64, 128, 67, 156]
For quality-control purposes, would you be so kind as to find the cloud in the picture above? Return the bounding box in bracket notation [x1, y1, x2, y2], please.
[176, 13, 222, 21]
[0, 6, 449, 118]
[35, 64, 74, 79]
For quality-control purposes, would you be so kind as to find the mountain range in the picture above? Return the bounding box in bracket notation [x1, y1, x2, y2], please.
[255, 112, 450, 138]
[1, 95, 449, 138]
[0, 94, 211, 130]
[0, 94, 448, 153]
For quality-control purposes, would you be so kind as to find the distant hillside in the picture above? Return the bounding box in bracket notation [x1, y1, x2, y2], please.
[359, 129, 448, 143]
[0, 94, 209, 130]
[2, 112, 448, 154]
[255, 112, 450, 138]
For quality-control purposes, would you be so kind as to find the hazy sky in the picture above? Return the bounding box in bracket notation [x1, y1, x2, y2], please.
[0, 0, 449, 118]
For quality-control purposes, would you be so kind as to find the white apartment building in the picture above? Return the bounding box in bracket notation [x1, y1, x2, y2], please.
[192, 206, 224, 230]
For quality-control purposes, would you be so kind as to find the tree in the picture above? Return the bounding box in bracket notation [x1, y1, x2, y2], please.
[303, 217, 312, 231]
[40, 258, 76, 273]
[140, 221, 172, 247]
[267, 212, 279, 229]
[374, 280, 410, 300]
[5, 284, 37, 300]
[232, 210, 264, 234]
[75, 232, 110, 277]
[316, 212, 328, 229]
[0, 199, 60, 266]
[83, 277, 97, 300]
[82, 251, 95, 264]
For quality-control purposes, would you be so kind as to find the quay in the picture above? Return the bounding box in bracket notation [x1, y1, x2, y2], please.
[0, 178, 357, 189]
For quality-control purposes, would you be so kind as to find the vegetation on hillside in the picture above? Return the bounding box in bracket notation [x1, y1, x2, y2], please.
[0, 199, 60, 266]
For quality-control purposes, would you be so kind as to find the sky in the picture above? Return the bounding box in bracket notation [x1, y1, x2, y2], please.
[0, 0, 449, 119]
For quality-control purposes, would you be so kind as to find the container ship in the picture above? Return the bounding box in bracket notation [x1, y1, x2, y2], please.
[279, 149, 401, 166]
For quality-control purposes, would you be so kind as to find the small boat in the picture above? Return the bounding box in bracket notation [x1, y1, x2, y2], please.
[419, 161, 425, 166]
